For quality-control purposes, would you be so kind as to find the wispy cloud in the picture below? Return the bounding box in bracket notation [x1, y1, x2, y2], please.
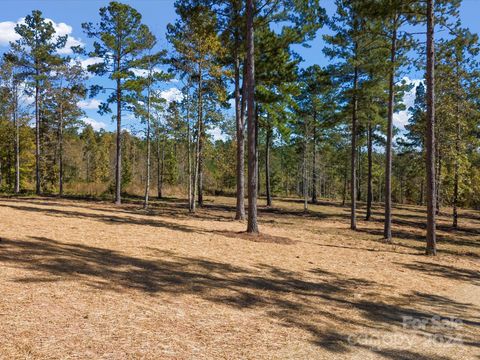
[0, 18, 84, 55]
[77, 99, 101, 110]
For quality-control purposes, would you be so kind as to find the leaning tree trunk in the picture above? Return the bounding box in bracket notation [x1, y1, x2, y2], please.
[246, 0, 258, 234]
[366, 120, 373, 221]
[265, 124, 272, 207]
[384, 19, 397, 242]
[425, 0, 437, 255]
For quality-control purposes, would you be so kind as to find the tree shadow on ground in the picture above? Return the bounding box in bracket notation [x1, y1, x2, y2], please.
[1, 236, 478, 357]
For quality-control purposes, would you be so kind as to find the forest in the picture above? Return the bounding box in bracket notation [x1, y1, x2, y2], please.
[0, 0, 479, 358]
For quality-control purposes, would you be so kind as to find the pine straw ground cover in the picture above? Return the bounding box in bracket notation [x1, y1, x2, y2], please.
[0, 195, 479, 360]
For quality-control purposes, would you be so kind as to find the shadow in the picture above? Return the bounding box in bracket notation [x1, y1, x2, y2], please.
[1, 236, 478, 356]
[398, 261, 480, 286]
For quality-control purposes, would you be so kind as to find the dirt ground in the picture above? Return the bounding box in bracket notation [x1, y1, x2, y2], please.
[0, 195, 479, 359]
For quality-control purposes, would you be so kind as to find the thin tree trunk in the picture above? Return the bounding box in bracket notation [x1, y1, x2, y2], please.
[303, 118, 308, 212]
[58, 104, 64, 197]
[342, 158, 348, 206]
[35, 76, 41, 195]
[366, 120, 373, 221]
[192, 64, 203, 213]
[144, 87, 151, 209]
[311, 117, 318, 204]
[452, 120, 460, 228]
[265, 124, 272, 207]
[350, 55, 359, 230]
[13, 83, 20, 194]
[115, 75, 122, 205]
[384, 19, 397, 241]
[156, 125, 162, 199]
[453, 58, 461, 229]
[186, 89, 193, 212]
[425, 0, 437, 255]
[235, 33, 246, 220]
[246, 0, 258, 234]
[357, 142, 361, 202]
[197, 65, 204, 208]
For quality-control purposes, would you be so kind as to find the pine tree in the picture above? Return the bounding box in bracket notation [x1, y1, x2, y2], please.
[10, 10, 67, 195]
[82, 1, 156, 204]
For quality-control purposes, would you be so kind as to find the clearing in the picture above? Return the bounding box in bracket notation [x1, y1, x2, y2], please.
[0, 196, 479, 359]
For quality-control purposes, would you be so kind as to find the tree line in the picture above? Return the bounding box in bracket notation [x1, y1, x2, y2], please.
[1, 0, 479, 255]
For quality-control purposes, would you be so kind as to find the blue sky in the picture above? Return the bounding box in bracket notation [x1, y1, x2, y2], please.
[1, 0, 480, 134]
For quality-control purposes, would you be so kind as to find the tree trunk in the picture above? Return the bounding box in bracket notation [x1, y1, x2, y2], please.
[453, 58, 461, 229]
[357, 142, 361, 202]
[246, 0, 258, 234]
[35, 76, 41, 195]
[342, 158, 348, 206]
[366, 120, 373, 221]
[384, 19, 397, 241]
[311, 118, 318, 204]
[425, 0, 437, 255]
[235, 33, 246, 220]
[197, 65, 204, 208]
[303, 118, 308, 212]
[186, 89, 193, 212]
[115, 75, 122, 205]
[192, 64, 203, 213]
[13, 83, 20, 194]
[58, 104, 64, 197]
[452, 121, 460, 228]
[350, 56, 359, 230]
[265, 125, 272, 207]
[156, 126, 163, 199]
[143, 87, 151, 209]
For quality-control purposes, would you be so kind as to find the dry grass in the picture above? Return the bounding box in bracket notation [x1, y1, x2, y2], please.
[0, 195, 479, 359]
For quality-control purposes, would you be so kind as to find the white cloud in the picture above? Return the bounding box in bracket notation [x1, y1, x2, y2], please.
[0, 21, 21, 45]
[77, 99, 101, 110]
[80, 57, 104, 69]
[160, 87, 183, 103]
[82, 117, 106, 131]
[393, 77, 423, 130]
[0, 18, 84, 55]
